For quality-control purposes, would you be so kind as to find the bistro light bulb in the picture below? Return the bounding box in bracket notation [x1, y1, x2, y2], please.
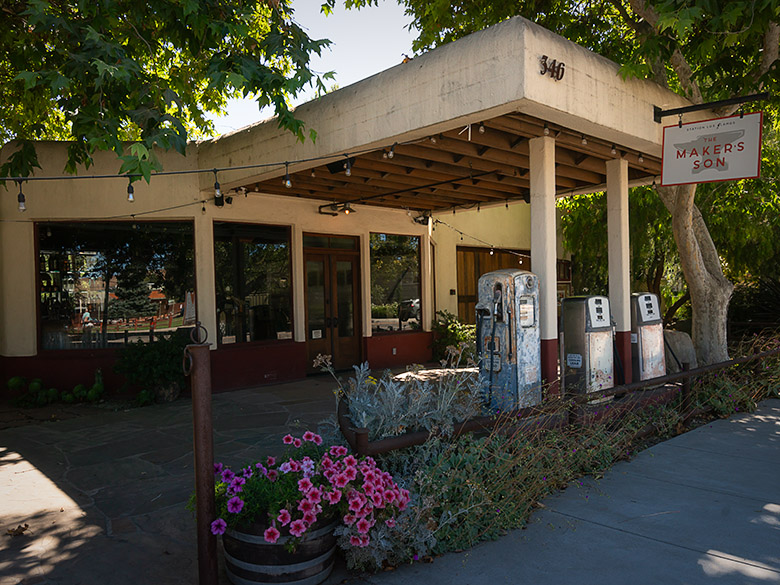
[610, 144, 617, 155]
[543, 124, 550, 136]
[17, 182, 26, 212]
[478, 123, 486, 134]
[284, 162, 292, 188]
[127, 182, 135, 202]
[637, 154, 644, 163]
[581, 135, 588, 145]
[388, 144, 396, 159]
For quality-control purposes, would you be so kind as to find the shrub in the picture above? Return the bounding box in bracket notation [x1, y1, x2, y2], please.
[114, 329, 190, 402]
[431, 310, 476, 362]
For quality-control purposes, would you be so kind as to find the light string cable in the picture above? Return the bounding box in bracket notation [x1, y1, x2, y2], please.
[432, 217, 532, 262]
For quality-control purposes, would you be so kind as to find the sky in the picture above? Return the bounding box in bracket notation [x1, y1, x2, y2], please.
[209, 1, 419, 135]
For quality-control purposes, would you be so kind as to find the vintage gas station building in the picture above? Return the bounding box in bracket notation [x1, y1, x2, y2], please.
[0, 16, 696, 392]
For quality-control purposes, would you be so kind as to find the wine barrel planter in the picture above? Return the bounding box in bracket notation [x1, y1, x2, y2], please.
[222, 519, 337, 585]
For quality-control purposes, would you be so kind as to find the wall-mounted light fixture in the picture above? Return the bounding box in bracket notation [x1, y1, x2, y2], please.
[318, 201, 357, 216]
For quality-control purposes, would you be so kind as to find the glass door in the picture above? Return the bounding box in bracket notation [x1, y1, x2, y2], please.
[304, 250, 361, 371]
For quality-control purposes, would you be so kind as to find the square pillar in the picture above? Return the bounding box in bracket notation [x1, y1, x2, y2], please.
[193, 213, 218, 349]
[529, 135, 559, 394]
[606, 158, 632, 384]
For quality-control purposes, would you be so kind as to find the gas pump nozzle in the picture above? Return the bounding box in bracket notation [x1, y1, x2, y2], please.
[492, 289, 503, 321]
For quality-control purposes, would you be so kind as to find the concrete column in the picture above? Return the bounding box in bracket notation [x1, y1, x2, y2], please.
[420, 228, 433, 332]
[0, 220, 37, 356]
[193, 213, 218, 349]
[606, 158, 632, 384]
[291, 226, 305, 343]
[529, 135, 559, 394]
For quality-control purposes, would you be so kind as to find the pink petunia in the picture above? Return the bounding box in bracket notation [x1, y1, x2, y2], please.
[343, 513, 357, 526]
[298, 499, 315, 514]
[349, 535, 362, 547]
[221, 469, 235, 483]
[282, 434, 294, 445]
[277, 509, 292, 526]
[325, 489, 342, 505]
[210, 518, 227, 535]
[266, 456, 276, 467]
[293, 438, 302, 448]
[343, 466, 357, 481]
[302, 431, 316, 442]
[267, 470, 279, 482]
[329, 445, 348, 457]
[371, 492, 384, 508]
[303, 511, 318, 525]
[289, 519, 307, 537]
[385, 517, 396, 528]
[343, 455, 358, 467]
[356, 517, 371, 534]
[332, 474, 349, 489]
[227, 496, 244, 514]
[307, 487, 322, 505]
[288, 460, 301, 472]
[298, 478, 313, 493]
[383, 489, 397, 504]
[312, 434, 323, 446]
[348, 497, 364, 513]
[263, 526, 280, 544]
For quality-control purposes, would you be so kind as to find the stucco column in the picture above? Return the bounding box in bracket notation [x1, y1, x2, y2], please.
[193, 214, 218, 350]
[292, 226, 305, 343]
[606, 158, 632, 384]
[529, 135, 559, 394]
[0, 220, 37, 356]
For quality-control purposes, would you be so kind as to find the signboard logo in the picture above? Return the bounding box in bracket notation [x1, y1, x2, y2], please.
[661, 112, 762, 186]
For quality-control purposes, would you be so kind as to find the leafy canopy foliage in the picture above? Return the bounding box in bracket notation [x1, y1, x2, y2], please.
[1, 0, 333, 179]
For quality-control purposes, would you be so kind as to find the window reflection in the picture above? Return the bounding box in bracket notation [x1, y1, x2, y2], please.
[370, 233, 421, 333]
[214, 223, 293, 344]
[38, 222, 195, 350]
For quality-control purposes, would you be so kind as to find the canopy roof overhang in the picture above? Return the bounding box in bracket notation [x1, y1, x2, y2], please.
[198, 16, 696, 213]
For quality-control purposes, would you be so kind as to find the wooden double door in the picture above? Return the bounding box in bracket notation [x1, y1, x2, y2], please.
[304, 241, 361, 372]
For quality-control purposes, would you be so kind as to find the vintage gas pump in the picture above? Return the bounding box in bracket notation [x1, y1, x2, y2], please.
[475, 269, 541, 411]
[630, 292, 666, 382]
[560, 296, 614, 398]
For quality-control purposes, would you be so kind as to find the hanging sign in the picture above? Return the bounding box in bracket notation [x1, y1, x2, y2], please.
[661, 112, 762, 186]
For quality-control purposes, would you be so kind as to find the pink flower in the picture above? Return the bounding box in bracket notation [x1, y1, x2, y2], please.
[330, 445, 348, 457]
[332, 474, 349, 489]
[302, 431, 316, 442]
[344, 466, 357, 481]
[371, 492, 384, 508]
[267, 470, 278, 482]
[277, 509, 292, 526]
[349, 535, 363, 546]
[356, 517, 372, 534]
[312, 434, 323, 445]
[343, 455, 358, 467]
[384, 489, 397, 504]
[343, 513, 357, 526]
[320, 456, 334, 470]
[230, 477, 246, 493]
[210, 518, 227, 535]
[325, 489, 342, 505]
[307, 487, 322, 505]
[227, 496, 244, 514]
[283, 434, 294, 445]
[254, 463, 267, 475]
[289, 519, 307, 537]
[385, 517, 396, 528]
[348, 495, 366, 513]
[293, 438, 302, 448]
[298, 478, 313, 493]
[266, 456, 276, 467]
[298, 499, 315, 514]
[288, 460, 301, 472]
[221, 469, 235, 483]
[303, 511, 318, 525]
[263, 526, 280, 543]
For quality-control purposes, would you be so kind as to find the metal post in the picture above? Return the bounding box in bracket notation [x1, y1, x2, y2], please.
[681, 362, 692, 421]
[186, 330, 218, 585]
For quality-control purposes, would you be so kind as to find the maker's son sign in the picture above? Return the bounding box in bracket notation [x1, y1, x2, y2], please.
[661, 112, 762, 186]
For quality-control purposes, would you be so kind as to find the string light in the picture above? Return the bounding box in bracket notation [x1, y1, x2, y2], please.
[581, 135, 588, 145]
[284, 162, 292, 188]
[543, 124, 550, 136]
[213, 169, 224, 207]
[637, 154, 644, 164]
[16, 181, 26, 212]
[127, 179, 134, 202]
[387, 143, 396, 159]
[610, 144, 617, 155]
[478, 123, 486, 134]
[344, 157, 352, 177]
[310, 169, 316, 178]
[490, 248, 494, 256]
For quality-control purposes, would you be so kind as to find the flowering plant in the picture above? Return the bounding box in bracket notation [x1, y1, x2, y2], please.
[209, 431, 410, 549]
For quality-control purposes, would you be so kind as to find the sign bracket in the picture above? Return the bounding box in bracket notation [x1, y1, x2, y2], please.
[654, 92, 769, 124]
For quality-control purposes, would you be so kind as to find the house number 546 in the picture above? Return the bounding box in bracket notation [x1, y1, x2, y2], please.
[540, 55, 565, 81]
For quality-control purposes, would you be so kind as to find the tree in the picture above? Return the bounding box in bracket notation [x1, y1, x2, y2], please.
[1, 0, 332, 179]
[349, 0, 779, 364]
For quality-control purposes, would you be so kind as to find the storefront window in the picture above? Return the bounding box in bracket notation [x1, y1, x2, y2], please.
[370, 233, 421, 333]
[38, 222, 195, 350]
[214, 223, 293, 345]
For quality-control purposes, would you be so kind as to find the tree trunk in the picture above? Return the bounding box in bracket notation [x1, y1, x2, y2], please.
[656, 184, 733, 364]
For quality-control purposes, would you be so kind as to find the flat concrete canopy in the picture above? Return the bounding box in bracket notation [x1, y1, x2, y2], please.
[201, 16, 691, 212]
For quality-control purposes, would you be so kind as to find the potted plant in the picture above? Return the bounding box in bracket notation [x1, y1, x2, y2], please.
[209, 431, 409, 585]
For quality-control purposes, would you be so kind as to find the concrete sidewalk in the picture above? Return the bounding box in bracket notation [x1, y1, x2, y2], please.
[0, 378, 777, 585]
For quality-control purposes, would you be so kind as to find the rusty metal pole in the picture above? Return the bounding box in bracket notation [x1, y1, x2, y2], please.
[185, 327, 218, 585]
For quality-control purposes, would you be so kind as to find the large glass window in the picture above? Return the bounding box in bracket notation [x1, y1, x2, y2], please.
[370, 233, 421, 333]
[38, 222, 195, 350]
[214, 223, 292, 345]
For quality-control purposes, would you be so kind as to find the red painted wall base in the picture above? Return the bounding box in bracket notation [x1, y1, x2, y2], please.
[541, 338, 560, 397]
[615, 330, 632, 385]
[209, 342, 307, 392]
[365, 332, 433, 370]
